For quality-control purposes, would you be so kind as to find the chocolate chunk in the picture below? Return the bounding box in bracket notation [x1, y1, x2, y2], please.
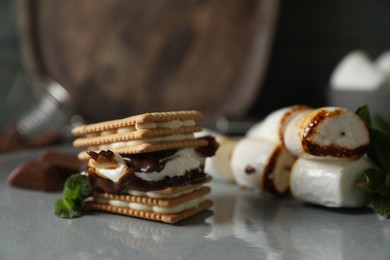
[7, 150, 83, 192]
[7, 161, 64, 192]
[38, 150, 83, 175]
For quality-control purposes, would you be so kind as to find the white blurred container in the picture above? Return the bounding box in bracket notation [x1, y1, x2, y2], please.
[327, 89, 390, 116]
[328, 50, 390, 116]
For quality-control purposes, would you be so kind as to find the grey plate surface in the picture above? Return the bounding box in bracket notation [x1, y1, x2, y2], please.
[1, 147, 390, 260]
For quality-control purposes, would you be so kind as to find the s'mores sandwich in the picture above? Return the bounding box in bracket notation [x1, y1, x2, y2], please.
[72, 110, 218, 223]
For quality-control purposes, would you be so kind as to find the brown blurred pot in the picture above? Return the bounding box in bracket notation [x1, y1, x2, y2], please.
[18, 0, 279, 123]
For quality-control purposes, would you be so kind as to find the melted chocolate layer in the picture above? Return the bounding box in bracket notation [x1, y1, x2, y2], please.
[87, 169, 207, 193]
[86, 136, 218, 193]
[122, 149, 177, 173]
[195, 135, 219, 157]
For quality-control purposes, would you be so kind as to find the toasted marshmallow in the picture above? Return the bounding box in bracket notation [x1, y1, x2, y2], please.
[87, 151, 131, 183]
[247, 105, 311, 144]
[133, 148, 205, 182]
[283, 109, 313, 156]
[284, 107, 369, 159]
[205, 137, 237, 183]
[231, 138, 296, 194]
[290, 156, 372, 208]
[195, 129, 237, 183]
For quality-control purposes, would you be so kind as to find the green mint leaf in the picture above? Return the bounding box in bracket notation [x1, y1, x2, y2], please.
[372, 114, 390, 134]
[53, 198, 84, 219]
[366, 128, 390, 173]
[365, 169, 390, 196]
[356, 105, 390, 218]
[63, 174, 90, 200]
[371, 195, 390, 218]
[357, 106, 390, 172]
[54, 173, 90, 219]
[386, 172, 390, 189]
[356, 105, 372, 127]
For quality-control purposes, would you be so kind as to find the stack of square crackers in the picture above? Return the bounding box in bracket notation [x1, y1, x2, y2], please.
[72, 110, 216, 223]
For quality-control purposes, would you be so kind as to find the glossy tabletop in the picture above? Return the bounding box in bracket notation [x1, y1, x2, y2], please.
[1, 147, 390, 260]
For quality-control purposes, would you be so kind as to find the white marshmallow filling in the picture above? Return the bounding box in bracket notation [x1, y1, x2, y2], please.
[87, 148, 206, 186]
[126, 186, 200, 199]
[90, 134, 195, 150]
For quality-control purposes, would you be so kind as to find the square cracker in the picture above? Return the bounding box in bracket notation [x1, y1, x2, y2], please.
[73, 126, 202, 148]
[152, 175, 212, 194]
[86, 199, 213, 224]
[77, 138, 209, 160]
[72, 110, 203, 136]
[93, 186, 211, 208]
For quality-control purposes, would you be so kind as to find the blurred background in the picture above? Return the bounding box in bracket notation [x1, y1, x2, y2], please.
[1, 0, 390, 151]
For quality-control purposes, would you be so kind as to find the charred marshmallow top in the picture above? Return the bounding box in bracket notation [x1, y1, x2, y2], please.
[87, 151, 131, 182]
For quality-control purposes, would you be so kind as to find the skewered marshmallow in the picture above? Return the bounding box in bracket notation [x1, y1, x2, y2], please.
[195, 129, 237, 183]
[247, 105, 311, 144]
[290, 156, 372, 208]
[231, 138, 296, 194]
[284, 107, 369, 159]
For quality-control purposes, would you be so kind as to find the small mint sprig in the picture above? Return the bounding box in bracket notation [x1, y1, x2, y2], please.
[53, 174, 90, 219]
[356, 105, 390, 218]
